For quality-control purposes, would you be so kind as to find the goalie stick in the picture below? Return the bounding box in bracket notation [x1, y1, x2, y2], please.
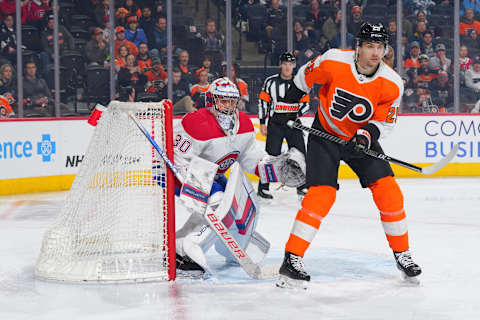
[286, 120, 459, 175]
[128, 111, 279, 280]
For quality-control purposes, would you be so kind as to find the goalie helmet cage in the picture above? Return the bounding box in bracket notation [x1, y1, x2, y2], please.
[35, 100, 176, 282]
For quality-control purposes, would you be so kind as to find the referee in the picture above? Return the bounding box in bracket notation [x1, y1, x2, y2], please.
[258, 52, 310, 200]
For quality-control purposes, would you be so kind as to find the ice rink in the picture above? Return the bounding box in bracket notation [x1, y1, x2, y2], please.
[0, 177, 479, 320]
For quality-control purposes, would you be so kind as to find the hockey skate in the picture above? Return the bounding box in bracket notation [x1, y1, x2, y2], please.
[296, 187, 308, 201]
[394, 250, 422, 285]
[176, 253, 205, 279]
[276, 252, 310, 289]
[257, 188, 273, 200]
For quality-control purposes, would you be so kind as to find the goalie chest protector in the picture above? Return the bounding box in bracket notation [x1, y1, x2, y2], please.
[174, 108, 263, 175]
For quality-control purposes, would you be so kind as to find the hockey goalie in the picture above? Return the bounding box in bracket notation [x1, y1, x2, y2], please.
[173, 77, 306, 277]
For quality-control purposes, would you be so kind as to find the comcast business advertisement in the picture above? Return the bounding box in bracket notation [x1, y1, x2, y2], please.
[380, 115, 480, 164]
[0, 114, 479, 184]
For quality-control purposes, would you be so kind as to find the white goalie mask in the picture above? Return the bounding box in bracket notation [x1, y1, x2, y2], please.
[206, 77, 240, 135]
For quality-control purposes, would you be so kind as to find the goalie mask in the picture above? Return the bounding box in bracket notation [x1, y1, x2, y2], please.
[206, 77, 240, 135]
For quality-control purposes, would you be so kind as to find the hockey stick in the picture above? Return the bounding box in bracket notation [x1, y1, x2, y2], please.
[287, 120, 459, 175]
[129, 112, 278, 280]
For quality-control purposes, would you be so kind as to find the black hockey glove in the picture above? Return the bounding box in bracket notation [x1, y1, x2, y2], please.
[346, 123, 380, 158]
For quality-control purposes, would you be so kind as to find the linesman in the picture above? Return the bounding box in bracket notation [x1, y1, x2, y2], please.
[257, 52, 310, 199]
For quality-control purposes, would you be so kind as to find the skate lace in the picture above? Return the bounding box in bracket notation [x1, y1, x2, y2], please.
[290, 255, 306, 273]
[396, 251, 415, 268]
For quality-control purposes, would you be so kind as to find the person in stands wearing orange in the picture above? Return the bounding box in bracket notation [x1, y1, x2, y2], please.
[0, 94, 14, 118]
[190, 69, 210, 109]
[276, 22, 422, 290]
[118, 53, 147, 95]
[123, 0, 142, 18]
[404, 41, 421, 70]
[114, 26, 138, 58]
[114, 45, 129, 72]
[460, 8, 480, 36]
[115, 7, 129, 27]
[136, 42, 152, 73]
[176, 50, 194, 85]
[194, 56, 214, 83]
[222, 63, 249, 111]
[144, 57, 168, 94]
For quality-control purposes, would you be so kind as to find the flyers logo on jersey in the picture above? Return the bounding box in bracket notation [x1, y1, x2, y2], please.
[330, 88, 373, 123]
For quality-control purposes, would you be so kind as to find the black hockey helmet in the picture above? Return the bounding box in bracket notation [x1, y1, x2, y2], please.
[356, 22, 389, 47]
[279, 52, 296, 63]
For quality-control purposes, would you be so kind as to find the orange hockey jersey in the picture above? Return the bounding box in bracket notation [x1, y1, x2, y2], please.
[294, 49, 404, 140]
[0, 95, 14, 118]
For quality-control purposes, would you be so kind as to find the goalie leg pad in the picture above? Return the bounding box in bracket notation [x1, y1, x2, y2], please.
[213, 162, 266, 263]
[177, 190, 227, 266]
[182, 225, 217, 274]
[176, 212, 205, 256]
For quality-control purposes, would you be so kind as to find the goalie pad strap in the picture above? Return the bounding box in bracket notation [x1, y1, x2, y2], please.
[259, 163, 279, 183]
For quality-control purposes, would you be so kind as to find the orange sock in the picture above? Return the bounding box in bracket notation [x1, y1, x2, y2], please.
[369, 176, 409, 252]
[285, 185, 336, 257]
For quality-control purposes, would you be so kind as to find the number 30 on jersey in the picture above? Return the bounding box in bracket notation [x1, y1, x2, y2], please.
[174, 134, 192, 153]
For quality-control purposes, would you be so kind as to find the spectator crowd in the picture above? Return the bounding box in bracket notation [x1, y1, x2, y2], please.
[0, 0, 240, 117]
[238, 0, 480, 113]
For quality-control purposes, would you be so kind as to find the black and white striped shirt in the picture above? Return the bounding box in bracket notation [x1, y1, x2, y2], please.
[258, 74, 310, 124]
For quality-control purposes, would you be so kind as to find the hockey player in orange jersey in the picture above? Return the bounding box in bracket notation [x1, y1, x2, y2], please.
[276, 22, 422, 289]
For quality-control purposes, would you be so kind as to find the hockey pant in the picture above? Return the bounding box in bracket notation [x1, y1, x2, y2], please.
[285, 176, 409, 257]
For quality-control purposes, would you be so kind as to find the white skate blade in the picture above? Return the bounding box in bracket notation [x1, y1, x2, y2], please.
[275, 275, 308, 290]
[257, 197, 273, 205]
[400, 271, 420, 286]
[258, 265, 279, 279]
[176, 269, 207, 280]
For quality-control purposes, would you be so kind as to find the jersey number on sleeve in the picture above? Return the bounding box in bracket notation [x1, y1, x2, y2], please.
[173, 134, 192, 153]
[386, 106, 398, 123]
[304, 61, 314, 75]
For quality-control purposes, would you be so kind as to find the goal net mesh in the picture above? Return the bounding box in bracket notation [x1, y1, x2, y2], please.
[35, 101, 175, 282]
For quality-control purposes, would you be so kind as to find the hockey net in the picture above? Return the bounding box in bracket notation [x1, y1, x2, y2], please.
[35, 101, 175, 282]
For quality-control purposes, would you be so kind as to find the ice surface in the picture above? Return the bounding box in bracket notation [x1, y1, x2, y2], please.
[0, 178, 479, 320]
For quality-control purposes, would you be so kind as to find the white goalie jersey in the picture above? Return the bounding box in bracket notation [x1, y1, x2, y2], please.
[173, 108, 264, 177]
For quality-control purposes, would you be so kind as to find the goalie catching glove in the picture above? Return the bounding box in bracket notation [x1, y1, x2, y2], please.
[257, 147, 306, 188]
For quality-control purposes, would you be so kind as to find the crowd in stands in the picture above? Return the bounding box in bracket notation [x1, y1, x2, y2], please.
[1, 0, 480, 118]
[237, 0, 480, 113]
[0, 0, 237, 117]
